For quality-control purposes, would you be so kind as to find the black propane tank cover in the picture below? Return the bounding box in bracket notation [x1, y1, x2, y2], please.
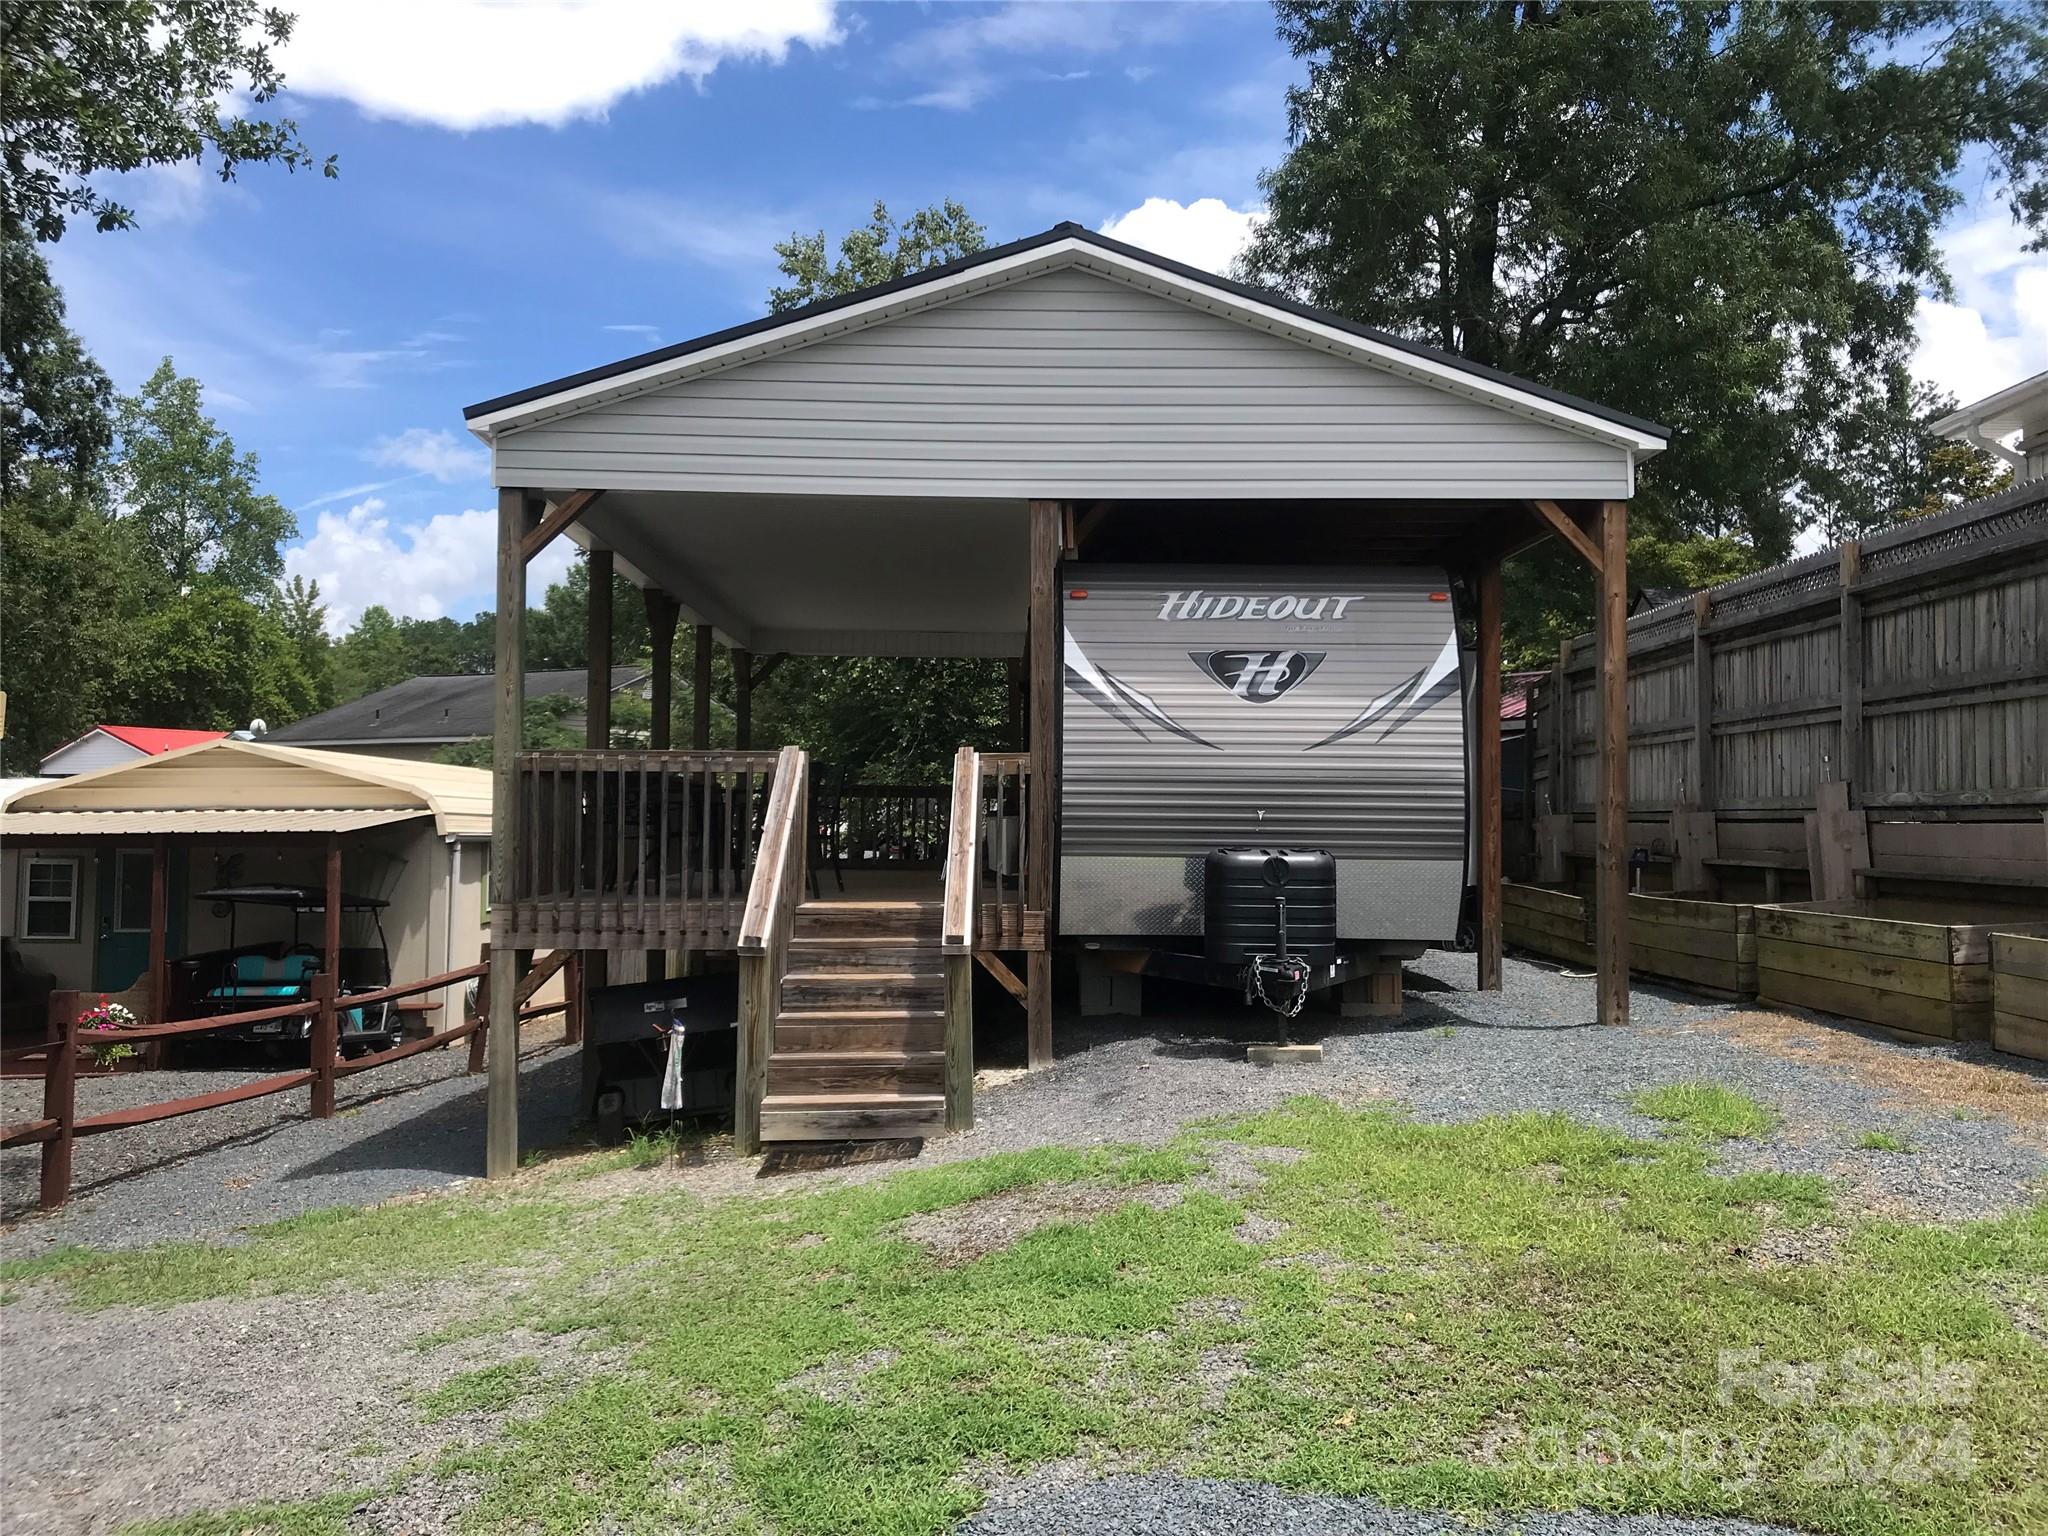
[1203, 848, 1338, 968]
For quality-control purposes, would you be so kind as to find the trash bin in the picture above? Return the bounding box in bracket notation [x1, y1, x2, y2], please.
[586, 972, 739, 1134]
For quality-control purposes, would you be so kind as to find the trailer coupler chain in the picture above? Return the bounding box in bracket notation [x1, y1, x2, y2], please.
[1245, 953, 1311, 1022]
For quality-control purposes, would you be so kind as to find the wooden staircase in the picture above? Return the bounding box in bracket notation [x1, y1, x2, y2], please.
[758, 899, 950, 1141]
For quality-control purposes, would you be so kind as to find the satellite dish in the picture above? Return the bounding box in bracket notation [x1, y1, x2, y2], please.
[248, 718, 268, 736]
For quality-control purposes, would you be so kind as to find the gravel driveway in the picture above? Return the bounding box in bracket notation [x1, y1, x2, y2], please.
[3, 955, 2044, 1535]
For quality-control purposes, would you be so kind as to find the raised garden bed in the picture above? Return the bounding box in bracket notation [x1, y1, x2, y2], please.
[1627, 893, 1756, 998]
[1755, 899, 2048, 1043]
[1992, 932, 2048, 1061]
[1502, 882, 1593, 968]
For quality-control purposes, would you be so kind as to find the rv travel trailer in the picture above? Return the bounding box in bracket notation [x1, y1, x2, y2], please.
[1059, 565, 1471, 1011]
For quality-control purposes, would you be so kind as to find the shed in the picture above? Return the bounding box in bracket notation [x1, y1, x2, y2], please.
[460, 221, 1666, 1165]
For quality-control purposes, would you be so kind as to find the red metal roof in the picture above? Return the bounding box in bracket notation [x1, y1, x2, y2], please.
[1501, 672, 1547, 722]
[94, 725, 228, 755]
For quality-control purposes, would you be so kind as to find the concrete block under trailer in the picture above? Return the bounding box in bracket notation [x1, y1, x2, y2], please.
[1057, 565, 1472, 1003]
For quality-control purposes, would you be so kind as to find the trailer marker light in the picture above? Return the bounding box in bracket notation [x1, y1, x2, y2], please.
[1428, 592, 1450, 602]
[1070, 589, 1088, 599]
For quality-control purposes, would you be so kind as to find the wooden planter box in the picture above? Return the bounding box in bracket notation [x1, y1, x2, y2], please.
[1755, 901, 2048, 1043]
[1628, 894, 1756, 998]
[1992, 933, 2048, 1061]
[1502, 883, 1593, 968]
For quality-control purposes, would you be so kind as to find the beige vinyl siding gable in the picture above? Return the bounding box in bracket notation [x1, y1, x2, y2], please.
[493, 269, 1634, 501]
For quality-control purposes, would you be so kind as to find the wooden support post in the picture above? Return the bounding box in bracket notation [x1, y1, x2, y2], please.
[644, 591, 679, 752]
[733, 647, 752, 749]
[1475, 559, 1503, 991]
[693, 623, 713, 749]
[147, 835, 169, 1025]
[1838, 541, 1862, 800]
[488, 489, 535, 1179]
[1026, 500, 1062, 1070]
[578, 948, 607, 1113]
[562, 950, 584, 1046]
[467, 941, 489, 1074]
[1594, 501, 1630, 1028]
[586, 546, 614, 749]
[40, 990, 81, 1211]
[944, 953, 973, 1131]
[311, 833, 343, 1117]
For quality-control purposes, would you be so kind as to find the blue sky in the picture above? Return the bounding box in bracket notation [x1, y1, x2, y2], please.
[46, 1, 2045, 628]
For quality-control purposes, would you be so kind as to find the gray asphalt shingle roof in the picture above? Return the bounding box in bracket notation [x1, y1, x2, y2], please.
[265, 668, 646, 745]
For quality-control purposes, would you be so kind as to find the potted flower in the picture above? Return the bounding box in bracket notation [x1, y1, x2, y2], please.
[78, 997, 140, 1070]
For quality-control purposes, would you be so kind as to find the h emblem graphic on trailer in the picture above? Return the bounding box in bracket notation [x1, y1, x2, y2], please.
[1192, 649, 1326, 702]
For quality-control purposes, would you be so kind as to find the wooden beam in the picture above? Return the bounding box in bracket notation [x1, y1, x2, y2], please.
[1475, 560, 1503, 992]
[747, 651, 786, 690]
[585, 546, 614, 750]
[733, 647, 752, 750]
[643, 590, 680, 751]
[312, 833, 342, 1118]
[975, 950, 1028, 1004]
[1593, 500, 1630, 1028]
[488, 488, 536, 1178]
[147, 835, 169, 1025]
[1061, 503, 1079, 559]
[1026, 499, 1062, 1070]
[692, 622, 713, 749]
[1838, 540, 1863, 800]
[520, 489, 604, 563]
[1528, 499, 1604, 573]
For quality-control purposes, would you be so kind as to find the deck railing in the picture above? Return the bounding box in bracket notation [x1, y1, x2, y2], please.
[973, 751, 1039, 949]
[504, 749, 782, 951]
[819, 781, 949, 869]
[736, 745, 808, 1154]
[940, 747, 979, 1131]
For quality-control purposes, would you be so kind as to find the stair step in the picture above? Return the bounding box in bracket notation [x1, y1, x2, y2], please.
[781, 971, 944, 1011]
[786, 942, 944, 970]
[795, 901, 943, 941]
[775, 1012, 945, 1053]
[767, 1050, 944, 1096]
[759, 1092, 947, 1142]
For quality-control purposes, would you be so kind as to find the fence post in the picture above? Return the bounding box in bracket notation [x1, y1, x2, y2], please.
[40, 991, 81, 1212]
[467, 941, 489, 1074]
[309, 971, 338, 1118]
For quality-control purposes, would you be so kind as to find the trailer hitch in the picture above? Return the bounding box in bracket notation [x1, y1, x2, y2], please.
[1244, 894, 1311, 1033]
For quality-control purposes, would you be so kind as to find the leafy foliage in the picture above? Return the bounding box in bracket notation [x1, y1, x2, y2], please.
[0, 236, 113, 491]
[770, 199, 988, 312]
[1243, 1, 2046, 640]
[105, 585, 320, 731]
[113, 358, 296, 599]
[0, 0, 335, 242]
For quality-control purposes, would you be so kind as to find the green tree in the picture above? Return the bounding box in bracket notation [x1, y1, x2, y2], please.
[112, 358, 295, 598]
[0, 236, 113, 491]
[106, 585, 318, 730]
[272, 574, 334, 710]
[1242, 1, 2047, 640]
[0, 0, 335, 243]
[523, 553, 650, 670]
[329, 605, 413, 703]
[770, 199, 988, 312]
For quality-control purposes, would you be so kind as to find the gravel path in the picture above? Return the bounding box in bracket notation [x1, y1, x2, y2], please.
[960, 1473, 1802, 1536]
[0, 1027, 579, 1255]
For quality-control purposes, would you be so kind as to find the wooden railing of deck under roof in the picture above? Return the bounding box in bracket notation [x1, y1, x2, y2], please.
[501, 749, 783, 952]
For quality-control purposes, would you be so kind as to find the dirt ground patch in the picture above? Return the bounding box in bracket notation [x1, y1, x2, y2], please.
[893, 1181, 1185, 1265]
[1706, 1010, 2048, 1143]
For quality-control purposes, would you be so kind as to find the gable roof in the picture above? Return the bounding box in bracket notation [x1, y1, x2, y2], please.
[266, 667, 648, 746]
[465, 223, 1669, 454]
[1, 739, 494, 838]
[41, 724, 227, 770]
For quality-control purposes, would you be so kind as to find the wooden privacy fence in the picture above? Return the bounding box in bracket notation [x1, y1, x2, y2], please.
[1526, 480, 2048, 897]
[1, 953, 576, 1212]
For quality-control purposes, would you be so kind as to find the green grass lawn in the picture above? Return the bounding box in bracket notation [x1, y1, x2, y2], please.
[8, 1096, 2045, 1536]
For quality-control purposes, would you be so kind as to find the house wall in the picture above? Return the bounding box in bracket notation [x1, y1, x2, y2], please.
[493, 269, 1634, 501]
[37, 733, 147, 778]
[3, 842, 102, 992]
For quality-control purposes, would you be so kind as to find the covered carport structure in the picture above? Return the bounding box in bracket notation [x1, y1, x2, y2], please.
[462, 222, 1667, 1172]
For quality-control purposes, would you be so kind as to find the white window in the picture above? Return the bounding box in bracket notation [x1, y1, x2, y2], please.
[21, 857, 80, 941]
[113, 850, 154, 933]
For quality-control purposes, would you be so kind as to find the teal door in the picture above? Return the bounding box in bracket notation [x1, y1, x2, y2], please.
[94, 848, 186, 992]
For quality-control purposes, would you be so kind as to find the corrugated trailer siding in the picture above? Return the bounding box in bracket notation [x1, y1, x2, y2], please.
[1059, 567, 1466, 942]
[495, 271, 1633, 500]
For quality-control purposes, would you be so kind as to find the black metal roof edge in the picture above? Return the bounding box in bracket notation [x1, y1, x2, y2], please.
[462, 221, 1672, 441]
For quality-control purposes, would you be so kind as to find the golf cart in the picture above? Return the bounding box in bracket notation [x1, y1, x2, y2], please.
[173, 885, 402, 1057]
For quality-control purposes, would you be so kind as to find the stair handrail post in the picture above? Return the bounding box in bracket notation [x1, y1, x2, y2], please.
[941, 746, 980, 1130]
[39, 990, 82, 1212]
[736, 744, 808, 1153]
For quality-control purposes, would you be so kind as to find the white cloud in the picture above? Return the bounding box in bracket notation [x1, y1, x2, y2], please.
[1911, 213, 2048, 409]
[884, 1, 1184, 110]
[1100, 196, 1263, 277]
[602, 323, 664, 345]
[278, 0, 842, 130]
[368, 426, 488, 483]
[287, 497, 576, 633]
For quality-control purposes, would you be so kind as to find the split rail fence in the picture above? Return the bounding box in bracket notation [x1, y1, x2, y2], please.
[1, 952, 577, 1212]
